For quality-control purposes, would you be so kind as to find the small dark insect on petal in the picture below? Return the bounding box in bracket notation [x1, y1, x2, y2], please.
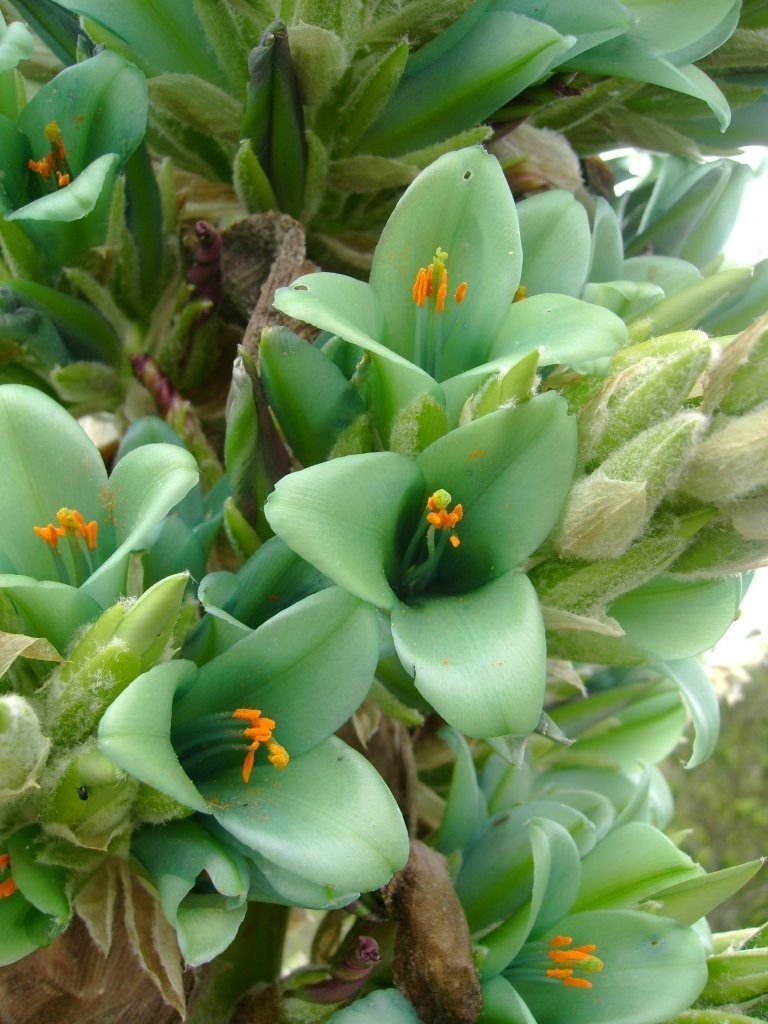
[77, 786, 89, 801]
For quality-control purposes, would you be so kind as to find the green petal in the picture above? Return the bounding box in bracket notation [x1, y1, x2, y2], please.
[480, 976, 537, 1024]
[265, 451, 424, 609]
[84, 442, 199, 606]
[197, 737, 409, 896]
[329, 989, 419, 1023]
[98, 660, 208, 813]
[392, 572, 545, 739]
[416, 395, 576, 588]
[572, 822, 701, 914]
[16, 50, 148, 174]
[174, 587, 380, 758]
[653, 858, 764, 927]
[660, 657, 719, 769]
[0, 890, 56, 966]
[510, 909, 707, 1024]
[132, 818, 249, 966]
[609, 574, 742, 660]
[0, 576, 101, 652]
[621, 256, 701, 296]
[488, 294, 627, 371]
[369, 147, 522, 377]
[0, 384, 108, 581]
[480, 818, 582, 979]
[272, 273, 440, 434]
[432, 727, 486, 855]
[6, 826, 69, 920]
[7, 154, 118, 224]
[516, 190, 591, 297]
[0, 20, 34, 73]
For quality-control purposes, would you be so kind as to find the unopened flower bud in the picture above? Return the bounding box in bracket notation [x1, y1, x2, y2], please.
[703, 313, 768, 416]
[680, 403, 768, 502]
[0, 695, 50, 802]
[113, 572, 188, 667]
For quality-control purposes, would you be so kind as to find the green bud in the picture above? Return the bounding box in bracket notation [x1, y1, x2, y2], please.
[581, 346, 711, 464]
[133, 783, 193, 826]
[38, 742, 138, 851]
[557, 413, 705, 560]
[113, 572, 188, 668]
[681, 403, 768, 502]
[388, 392, 448, 456]
[532, 525, 685, 616]
[700, 948, 768, 1005]
[727, 495, 768, 541]
[671, 523, 768, 579]
[459, 350, 539, 425]
[703, 313, 768, 416]
[634, 267, 752, 338]
[611, 330, 709, 373]
[0, 694, 50, 802]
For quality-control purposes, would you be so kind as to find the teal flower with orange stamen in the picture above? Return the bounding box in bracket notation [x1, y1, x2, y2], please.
[0, 50, 147, 277]
[97, 586, 409, 915]
[269, 147, 627, 446]
[0, 384, 198, 650]
[265, 393, 577, 741]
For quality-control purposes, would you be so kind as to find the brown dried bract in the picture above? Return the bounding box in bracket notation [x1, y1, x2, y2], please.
[384, 841, 482, 1024]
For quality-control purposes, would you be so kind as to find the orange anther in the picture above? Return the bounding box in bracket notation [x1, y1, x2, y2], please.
[0, 877, 17, 899]
[426, 512, 442, 527]
[546, 968, 573, 979]
[34, 524, 64, 550]
[550, 936, 573, 947]
[0, 854, 9, 870]
[242, 748, 256, 784]
[233, 708, 262, 722]
[452, 503, 464, 522]
[85, 521, 99, 550]
[449, 535, 461, 548]
[454, 281, 468, 304]
[28, 155, 54, 179]
[436, 267, 448, 312]
[513, 285, 527, 302]
[57, 172, 71, 187]
[267, 740, 289, 770]
[564, 977, 592, 990]
[575, 944, 597, 954]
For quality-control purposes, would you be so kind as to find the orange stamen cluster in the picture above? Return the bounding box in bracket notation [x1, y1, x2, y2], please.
[27, 121, 71, 189]
[545, 935, 603, 990]
[411, 247, 467, 313]
[426, 490, 463, 548]
[0, 854, 16, 900]
[232, 708, 289, 783]
[34, 507, 98, 552]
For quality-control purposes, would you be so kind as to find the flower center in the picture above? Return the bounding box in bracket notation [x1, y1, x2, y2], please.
[0, 854, 17, 900]
[545, 934, 603, 989]
[33, 507, 99, 586]
[400, 489, 463, 597]
[173, 707, 290, 783]
[27, 120, 72, 189]
[410, 247, 468, 379]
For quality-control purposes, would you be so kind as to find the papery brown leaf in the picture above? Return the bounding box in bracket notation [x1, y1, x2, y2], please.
[385, 840, 481, 1024]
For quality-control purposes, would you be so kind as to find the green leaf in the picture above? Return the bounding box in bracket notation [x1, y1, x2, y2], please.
[198, 736, 409, 896]
[148, 74, 242, 144]
[588, 197, 625, 282]
[17, 50, 148, 175]
[84, 442, 199, 606]
[516, 190, 592, 297]
[98, 659, 209, 813]
[336, 42, 409, 154]
[260, 327, 366, 466]
[660, 657, 719, 768]
[416, 396, 577, 589]
[233, 139, 278, 213]
[329, 989, 419, 1023]
[6, 827, 69, 920]
[362, 7, 570, 156]
[8, 279, 121, 364]
[369, 147, 522, 378]
[510, 909, 708, 1024]
[265, 450, 424, 609]
[175, 587, 380, 758]
[392, 571, 545, 739]
[639, 267, 752, 335]
[132, 818, 249, 966]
